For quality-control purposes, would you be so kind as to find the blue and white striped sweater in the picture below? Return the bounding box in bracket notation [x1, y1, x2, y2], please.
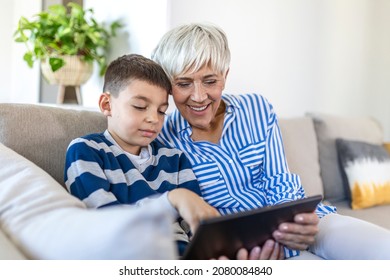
[64, 130, 201, 208]
[157, 93, 337, 258]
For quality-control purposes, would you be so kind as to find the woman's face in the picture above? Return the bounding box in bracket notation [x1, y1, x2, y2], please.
[171, 65, 227, 130]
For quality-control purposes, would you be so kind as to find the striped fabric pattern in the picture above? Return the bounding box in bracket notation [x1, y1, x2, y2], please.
[65, 130, 201, 208]
[158, 93, 336, 258]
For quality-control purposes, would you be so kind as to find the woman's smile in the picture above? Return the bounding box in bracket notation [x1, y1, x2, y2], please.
[189, 104, 208, 111]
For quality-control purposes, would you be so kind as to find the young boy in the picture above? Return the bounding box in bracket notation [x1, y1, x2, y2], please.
[64, 54, 218, 256]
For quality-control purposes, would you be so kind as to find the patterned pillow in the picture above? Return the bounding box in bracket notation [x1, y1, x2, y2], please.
[336, 138, 390, 209]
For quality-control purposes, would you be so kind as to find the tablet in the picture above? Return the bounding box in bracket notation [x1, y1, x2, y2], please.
[182, 195, 322, 260]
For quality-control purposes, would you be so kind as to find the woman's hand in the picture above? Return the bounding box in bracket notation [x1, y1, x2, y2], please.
[168, 188, 220, 233]
[272, 212, 319, 250]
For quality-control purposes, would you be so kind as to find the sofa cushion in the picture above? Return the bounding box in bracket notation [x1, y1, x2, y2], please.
[333, 200, 390, 230]
[0, 103, 107, 186]
[278, 117, 323, 197]
[336, 138, 390, 209]
[308, 113, 383, 202]
[0, 143, 177, 259]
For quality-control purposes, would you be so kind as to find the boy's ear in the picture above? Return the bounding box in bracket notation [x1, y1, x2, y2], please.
[99, 92, 112, 116]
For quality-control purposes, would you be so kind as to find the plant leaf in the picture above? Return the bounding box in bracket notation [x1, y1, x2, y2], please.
[49, 57, 65, 72]
[13, 2, 124, 75]
[23, 52, 34, 68]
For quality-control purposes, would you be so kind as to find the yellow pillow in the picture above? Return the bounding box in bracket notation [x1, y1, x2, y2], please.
[383, 142, 390, 155]
[336, 139, 390, 210]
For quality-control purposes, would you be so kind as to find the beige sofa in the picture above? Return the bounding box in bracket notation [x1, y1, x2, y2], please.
[280, 114, 390, 229]
[1, 103, 389, 259]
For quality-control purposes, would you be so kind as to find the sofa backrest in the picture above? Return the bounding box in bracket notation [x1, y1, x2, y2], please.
[278, 117, 324, 197]
[279, 114, 384, 203]
[1, 103, 384, 203]
[0, 103, 106, 187]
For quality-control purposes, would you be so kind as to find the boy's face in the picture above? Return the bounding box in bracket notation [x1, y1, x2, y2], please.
[101, 80, 169, 155]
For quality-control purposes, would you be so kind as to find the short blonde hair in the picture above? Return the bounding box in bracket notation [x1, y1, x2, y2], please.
[152, 23, 231, 81]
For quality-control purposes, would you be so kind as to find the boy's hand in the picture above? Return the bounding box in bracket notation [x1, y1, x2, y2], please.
[216, 241, 284, 260]
[272, 212, 319, 250]
[168, 188, 220, 233]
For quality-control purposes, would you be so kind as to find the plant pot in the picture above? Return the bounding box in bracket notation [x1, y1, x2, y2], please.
[41, 55, 93, 86]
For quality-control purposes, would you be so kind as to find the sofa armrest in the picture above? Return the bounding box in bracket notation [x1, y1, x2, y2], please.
[0, 229, 26, 259]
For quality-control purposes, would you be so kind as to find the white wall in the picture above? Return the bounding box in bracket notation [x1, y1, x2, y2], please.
[168, 0, 390, 139]
[82, 0, 169, 109]
[0, 0, 41, 103]
[0, 0, 13, 102]
[364, 0, 390, 141]
[2, 0, 390, 139]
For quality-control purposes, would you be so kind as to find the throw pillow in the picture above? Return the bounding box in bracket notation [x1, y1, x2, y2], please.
[383, 143, 390, 155]
[308, 113, 383, 203]
[335, 138, 390, 209]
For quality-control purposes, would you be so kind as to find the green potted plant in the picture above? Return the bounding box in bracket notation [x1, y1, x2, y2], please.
[13, 2, 122, 86]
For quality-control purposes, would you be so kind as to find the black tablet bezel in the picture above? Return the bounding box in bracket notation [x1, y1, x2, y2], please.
[182, 195, 323, 260]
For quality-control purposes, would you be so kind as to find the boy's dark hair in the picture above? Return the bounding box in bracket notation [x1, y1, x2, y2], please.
[103, 54, 171, 96]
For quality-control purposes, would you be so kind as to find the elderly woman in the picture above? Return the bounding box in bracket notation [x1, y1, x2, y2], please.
[152, 22, 390, 259]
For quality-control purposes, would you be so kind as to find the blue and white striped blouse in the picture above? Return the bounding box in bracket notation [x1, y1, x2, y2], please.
[157, 93, 336, 258]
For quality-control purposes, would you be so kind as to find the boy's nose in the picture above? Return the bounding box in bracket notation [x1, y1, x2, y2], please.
[146, 111, 158, 123]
